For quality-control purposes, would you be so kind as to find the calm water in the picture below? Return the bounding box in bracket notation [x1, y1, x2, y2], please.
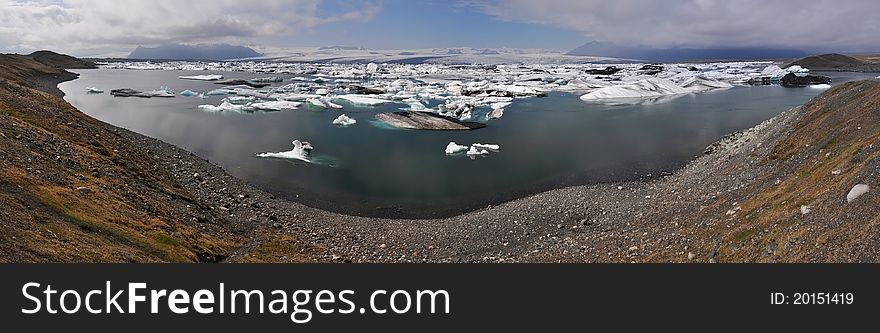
[60, 69, 876, 217]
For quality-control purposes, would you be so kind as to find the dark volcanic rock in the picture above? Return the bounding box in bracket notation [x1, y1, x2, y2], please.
[28, 50, 96, 69]
[780, 73, 831, 87]
[375, 112, 487, 130]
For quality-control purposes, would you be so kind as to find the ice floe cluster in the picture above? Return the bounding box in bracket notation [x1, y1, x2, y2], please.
[100, 59, 819, 113]
[446, 142, 501, 159]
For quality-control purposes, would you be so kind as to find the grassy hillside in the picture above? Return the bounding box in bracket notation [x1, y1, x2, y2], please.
[0, 54, 319, 262]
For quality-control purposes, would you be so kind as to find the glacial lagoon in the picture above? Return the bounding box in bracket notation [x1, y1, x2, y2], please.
[60, 68, 876, 217]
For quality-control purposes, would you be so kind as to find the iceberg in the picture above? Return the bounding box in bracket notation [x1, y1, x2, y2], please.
[445, 142, 469, 155]
[179, 89, 199, 97]
[206, 89, 233, 96]
[86, 87, 104, 94]
[808, 84, 832, 90]
[252, 101, 303, 111]
[366, 63, 379, 74]
[759, 65, 786, 79]
[466, 146, 489, 156]
[307, 98, 328, 109]
[472, 143, 500, 151]
[315, 88, 330, 96]
[785, 65, 810, 74]
[332, 114, 357, 126]
[198, 101, 254, 113]
[249, 77, 284, 83]
[334, 94, 389, 107]
[490, 102, 512, 110]
[680, 76, 734, 93]
[179, 74, 224, 81]
[487, 107, 504, 119]
[256, 140, 313, 163]
[145, 86, 175, 98]
[580, 78, 689, 101]
[325, 99, 344, 109]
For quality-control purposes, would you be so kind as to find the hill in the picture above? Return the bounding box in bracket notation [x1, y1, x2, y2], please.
[0, 54, 317, 262]
[128, 43, 262, 60]
[786, 53, 880, 72]
[27, 50, 96, 69]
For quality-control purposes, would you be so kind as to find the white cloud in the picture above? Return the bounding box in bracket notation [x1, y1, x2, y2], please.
[464, 0, 880, 50]
[0, 0, 380, 56]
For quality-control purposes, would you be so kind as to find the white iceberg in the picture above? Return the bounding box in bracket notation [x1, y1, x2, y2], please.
[785, 65, 810, 74]
[198, 101, 254, 113]
[315, 88, 330, 96]
[472, 143, 500, 151]
[466, 146, 489, 156]
[680, 76, 734, 93]
[179, 74, 224, 81]
[580, 78, 689, 101]
[145, 86, 175, 98]
[206, 89, 233, 96]
[366, 63, 379, 73]
[325, 99, 344, 109]
[86, 87, 104, 94]
[332, 114, 357, 126]
[252, 101, 303, 111]
[334, 94, 389, 107]
[808, 84, 832, 90]
[307, 98, 328, 109]
[759, 65, 786, 79]
[487, 108, 504, 119]
[490, 102, 512, 110]
[445, 142, 469, 155]
[256, 140, 313, 163]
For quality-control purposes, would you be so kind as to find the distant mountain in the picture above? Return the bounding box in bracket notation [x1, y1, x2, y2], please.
[27, 50, 96, 69]
[128, 44, 262, 60]
[567, 41, 807, 62]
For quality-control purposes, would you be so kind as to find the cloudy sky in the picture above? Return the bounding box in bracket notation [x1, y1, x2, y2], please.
[2, 0, 879, 56]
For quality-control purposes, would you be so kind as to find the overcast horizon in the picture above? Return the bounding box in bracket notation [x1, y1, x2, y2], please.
[2, 0, 880, 57]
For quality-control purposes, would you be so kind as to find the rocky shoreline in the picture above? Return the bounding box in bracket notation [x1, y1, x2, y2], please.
[4, 53, 879, 263]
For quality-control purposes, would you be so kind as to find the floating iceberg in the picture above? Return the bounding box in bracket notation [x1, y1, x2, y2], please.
[315, 88, 330, 96]
[249, 77, 284, 83]
[445, 142, 469, 154]
[490, 102, 512, 110]
[206, 89, 233, 96]
[86, 87, 104, 94]
[325, 99, 344, 109]
[256, 140, 313, 163]
[179, 89, 199, 97]
[366, 63, 379, 74]
[252, 101, 303, 111]
[472, 143, 500, 151]
[145, 86, 175, 98]
[179, 74, 224, 81]
[785, 65, 810, 74]
[580, 78, 689, 101]
[334, 94, 389, 107]
[307, 98, 328, 109]
[680, 76, 734, 93]
[487, 108, 504, 119]
[760, 65, 786, 78]
[332, 114, 357, 126]
[808, 84, 832, 90]
[198, 101, 254, 113]
[466, 146, 489, 156]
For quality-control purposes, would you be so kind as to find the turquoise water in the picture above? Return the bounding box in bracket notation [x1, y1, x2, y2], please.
[60, 69, 876, 218]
